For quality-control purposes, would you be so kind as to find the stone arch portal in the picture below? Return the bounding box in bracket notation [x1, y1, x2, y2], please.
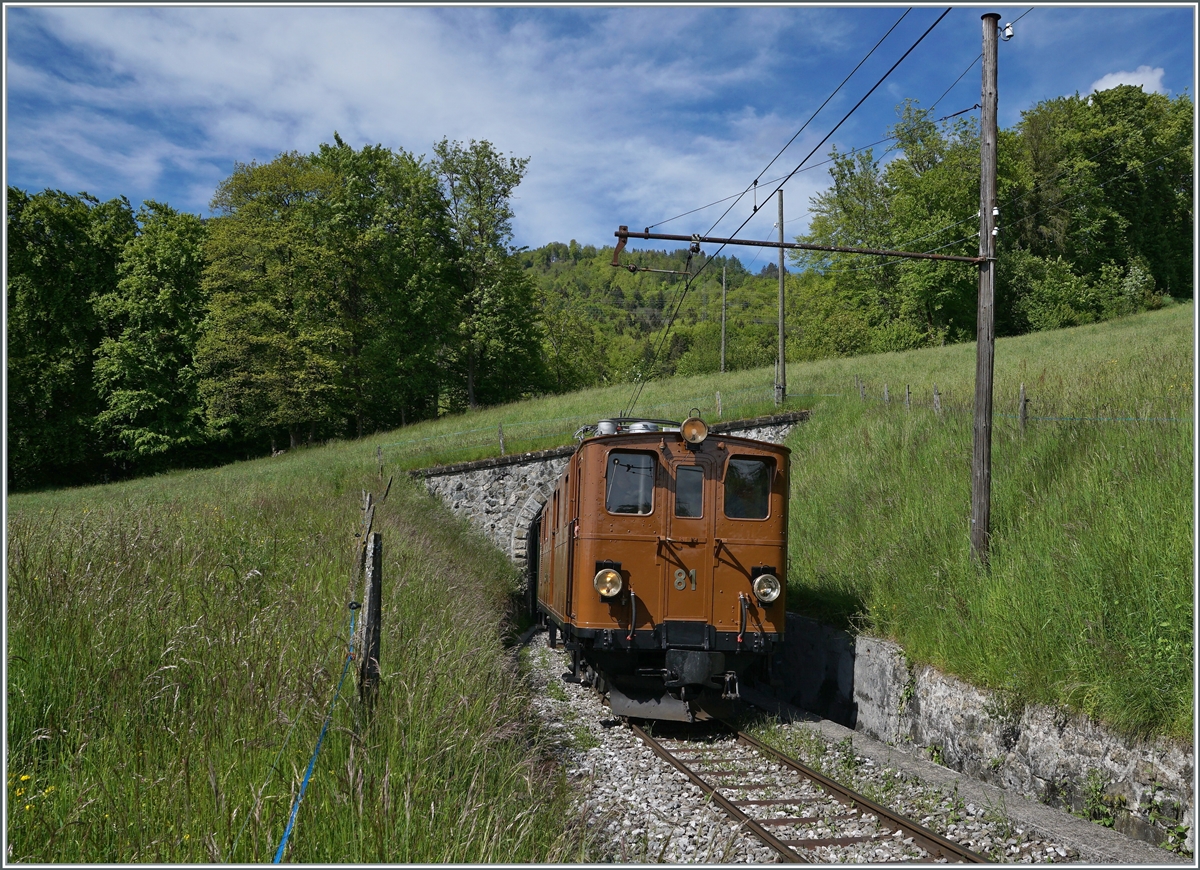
[510, 483, 555, 573]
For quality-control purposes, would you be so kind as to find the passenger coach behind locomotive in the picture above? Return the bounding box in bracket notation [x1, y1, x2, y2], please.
[533, 415, 788, 721]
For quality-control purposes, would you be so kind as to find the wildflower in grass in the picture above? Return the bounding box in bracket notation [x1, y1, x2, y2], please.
[42, 786, 55, 796]
[24, 804, 32, 812]
[20, 775, 30, 781]
[14, 788, 24, 797]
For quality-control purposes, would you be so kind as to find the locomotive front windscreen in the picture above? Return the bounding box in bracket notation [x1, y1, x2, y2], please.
[724, 457, 773, 519]
[606, 451, 656, 514]
[675, 466, 704, 517]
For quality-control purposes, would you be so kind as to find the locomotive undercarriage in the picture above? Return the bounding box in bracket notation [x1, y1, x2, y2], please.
[548, 618, 779, 722]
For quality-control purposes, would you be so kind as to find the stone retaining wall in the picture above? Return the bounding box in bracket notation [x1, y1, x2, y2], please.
[421, 455, 570, 571]
[775, 615, 1193, 854]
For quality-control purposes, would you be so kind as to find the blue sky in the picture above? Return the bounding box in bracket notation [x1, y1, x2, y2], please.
[5, 4, 1195, 256]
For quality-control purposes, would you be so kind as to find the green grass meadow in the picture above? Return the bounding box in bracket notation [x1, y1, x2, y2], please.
[6, 301, 1192, 861]
[7, 452, 585, 862]
[783, 302, 1193, 739]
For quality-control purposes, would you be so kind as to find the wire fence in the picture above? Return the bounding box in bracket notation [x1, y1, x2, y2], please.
[380, 384, 783, 469]
[825, 375, 1191, 430]
[378, 370, 1189, 473]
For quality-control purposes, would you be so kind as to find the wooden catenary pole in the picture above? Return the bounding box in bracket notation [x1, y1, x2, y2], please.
[971, 13, 1000, 567]
[776, 190, 786, 406]
[721, 266, 727, 373]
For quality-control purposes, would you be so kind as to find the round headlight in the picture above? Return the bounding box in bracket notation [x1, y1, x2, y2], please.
[594, 568, 623, 598]
[681, 416, 708, 444]
[752, 573, 781, 603]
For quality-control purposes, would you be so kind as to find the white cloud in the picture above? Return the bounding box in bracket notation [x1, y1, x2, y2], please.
[10, 6, 833, 247]
[14, 6, 1185, 250]
[1089, 65, 1167, 95]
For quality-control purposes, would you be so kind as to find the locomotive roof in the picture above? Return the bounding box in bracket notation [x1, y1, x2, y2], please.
[579, 428, 790, 455]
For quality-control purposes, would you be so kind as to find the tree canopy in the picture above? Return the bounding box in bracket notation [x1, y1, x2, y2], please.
[94, 201, 209, 464]
[6, 86, 1192, 489]
[7, 188, 137, 488]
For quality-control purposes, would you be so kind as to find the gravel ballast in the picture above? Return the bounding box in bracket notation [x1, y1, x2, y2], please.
[522, 629, 1178, 864]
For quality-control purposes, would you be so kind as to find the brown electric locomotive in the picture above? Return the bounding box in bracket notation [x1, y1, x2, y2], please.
[533, 415, 788, 721]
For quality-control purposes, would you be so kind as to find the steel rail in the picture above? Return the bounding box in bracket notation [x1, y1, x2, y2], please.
[734, 728, 987, 863]
[612, 226, 985, 264]
[629, 723, 808, 863]
[629, 721, 988, 863]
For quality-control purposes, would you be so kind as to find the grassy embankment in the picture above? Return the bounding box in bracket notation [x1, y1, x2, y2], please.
[7, 450, 587, 862]
[783, 301, 1193, 740]
[371, 301, 1192, 739]
[7, 302, 1191, 861]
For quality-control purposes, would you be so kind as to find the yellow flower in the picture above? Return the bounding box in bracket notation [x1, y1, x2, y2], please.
[24, 804, 32, 812]
[42, 786, 55, 795]
[19, 775, 30, 782]
[14, 788, 24, 797]
[183, 834, 190, 841]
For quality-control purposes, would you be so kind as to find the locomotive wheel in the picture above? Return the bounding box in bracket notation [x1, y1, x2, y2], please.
[581, 663, 598, 688]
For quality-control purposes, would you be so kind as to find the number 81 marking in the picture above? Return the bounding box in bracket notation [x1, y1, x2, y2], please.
[674, 568, 696, 591]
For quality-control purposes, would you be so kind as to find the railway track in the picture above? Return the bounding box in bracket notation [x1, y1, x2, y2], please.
[630, 721, 988, 863]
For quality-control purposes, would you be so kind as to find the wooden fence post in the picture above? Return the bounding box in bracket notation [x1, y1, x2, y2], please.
[1019, 383, 1027, 436]
[358, 532, 382, 707]
[716, 391, 722, 419]
[352, 492, 375, 597]
[498, 424, 506, 456]
[883, 383, 890, 404]
[858, 378, 866, 401]
[933, 384, 942, 416]
[376, 446, 383, 480]
[905, 384, 911, 411]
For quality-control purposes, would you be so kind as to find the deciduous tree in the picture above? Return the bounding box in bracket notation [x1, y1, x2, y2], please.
[309, 134, 456, 432]
[93, 202, 209, 463]
[195, 153, 344, 450]
[433, 138, 545, 409]
[7, 188, 136, 488]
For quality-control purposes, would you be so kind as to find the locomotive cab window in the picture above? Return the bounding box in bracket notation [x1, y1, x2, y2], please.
[674, 465, 704, 518]
[606, 451, 656, 515]
[724, 456, 773, 519]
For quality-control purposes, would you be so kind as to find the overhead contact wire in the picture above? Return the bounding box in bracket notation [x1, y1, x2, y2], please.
[623, 7, 951, 417]
[699, 7, 913, 238]
[650, 135, 896, 231]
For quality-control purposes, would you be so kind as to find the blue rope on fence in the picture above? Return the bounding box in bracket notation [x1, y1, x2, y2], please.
[273, 603, 359, 863]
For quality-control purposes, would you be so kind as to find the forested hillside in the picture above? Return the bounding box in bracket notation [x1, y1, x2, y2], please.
[7, 85, 1190, 490]
[8, 136, 545, 489]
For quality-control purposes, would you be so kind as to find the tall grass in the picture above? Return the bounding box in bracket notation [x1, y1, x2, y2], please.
[377, 378, 786, 470]
[7, 303, 1191, 863]
[7, 451, 585, 861]
[783, 302, 1193, 739]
